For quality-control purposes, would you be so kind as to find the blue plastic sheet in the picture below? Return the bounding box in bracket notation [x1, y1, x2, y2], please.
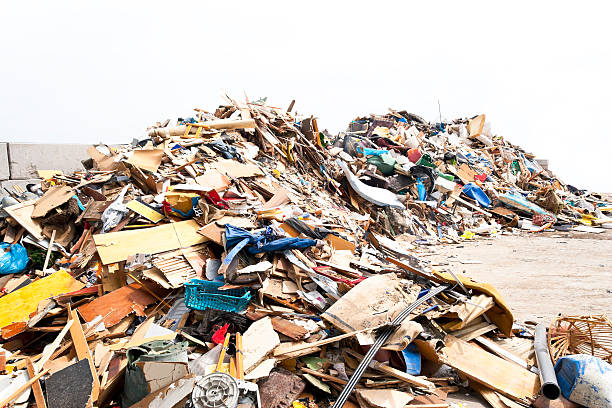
[0, 243, 28, 275]
[416, 178, 427, 201]
[401, 343, 421, 375]
[224, 225, 316, 255]
[356, 147, 389, 156]
[463, 182, 491, 208]
[555, 354, 612, 407]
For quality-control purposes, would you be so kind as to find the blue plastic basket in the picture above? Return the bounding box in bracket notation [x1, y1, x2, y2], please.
[184, 279, 251, 312]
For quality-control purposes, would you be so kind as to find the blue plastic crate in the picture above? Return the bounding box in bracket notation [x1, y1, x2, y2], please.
[184, 279, 251, 312]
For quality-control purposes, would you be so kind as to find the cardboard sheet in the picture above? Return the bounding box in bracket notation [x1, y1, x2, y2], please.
[32, 186, 74, 218]
[126, 149, 164, 173]
[209, 159, 263, 178]
[194, 169, 231, 192]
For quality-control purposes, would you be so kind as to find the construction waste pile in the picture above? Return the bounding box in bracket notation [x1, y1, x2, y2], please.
[0, 97, 611, 408]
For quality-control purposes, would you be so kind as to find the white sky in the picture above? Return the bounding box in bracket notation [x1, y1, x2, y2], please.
[1, 1, 611, 191]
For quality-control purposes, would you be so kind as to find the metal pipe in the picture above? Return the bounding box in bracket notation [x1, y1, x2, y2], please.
[334, 284, 448, 408]
[534, 323, 561, 400]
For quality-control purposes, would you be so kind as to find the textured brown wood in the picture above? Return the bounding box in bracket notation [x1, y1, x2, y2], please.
[270, 317, 309, 340]
[77, 283, 156, 327]
[26, 357, 47, 408]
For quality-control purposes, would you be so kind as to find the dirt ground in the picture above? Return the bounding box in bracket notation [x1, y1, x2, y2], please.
[428, 230, 611, 407]
[429, 230, 612, 324]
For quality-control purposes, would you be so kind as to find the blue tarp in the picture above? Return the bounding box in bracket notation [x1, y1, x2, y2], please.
[224, 225, 316, 255]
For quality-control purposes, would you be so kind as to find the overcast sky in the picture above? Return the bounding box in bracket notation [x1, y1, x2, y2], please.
[1, 1, 611, 191]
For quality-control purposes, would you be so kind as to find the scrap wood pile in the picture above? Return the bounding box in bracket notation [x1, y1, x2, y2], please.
[0, 96, 610, 408]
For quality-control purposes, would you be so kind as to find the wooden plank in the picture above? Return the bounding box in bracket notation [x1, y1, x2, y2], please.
[94, 220, 205, 264]
[301, 367, 346, 384]
[126, 200, 164, 223]
[273, 325, 382, 357]
[472, 336, 530, 369]
[69, 309, 100, 402]
[437, 335, 539, 403]
[345, 349, 435, 390]
[26, 357, 47, 408]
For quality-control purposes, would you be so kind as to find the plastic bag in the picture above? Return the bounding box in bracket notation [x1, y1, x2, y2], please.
[555, 354, 612, 407]
[0, 243, 29, 275]
[101, 184, 130, 232]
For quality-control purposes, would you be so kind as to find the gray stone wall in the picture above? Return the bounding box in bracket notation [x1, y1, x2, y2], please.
[0, 143, 90, 180]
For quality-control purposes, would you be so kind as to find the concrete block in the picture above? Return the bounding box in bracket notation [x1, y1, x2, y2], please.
[0, 143, 9, 180]
[8, 143, 89, 180]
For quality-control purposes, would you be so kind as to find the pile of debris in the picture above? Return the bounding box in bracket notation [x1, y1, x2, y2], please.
[0, 96, 610, 408]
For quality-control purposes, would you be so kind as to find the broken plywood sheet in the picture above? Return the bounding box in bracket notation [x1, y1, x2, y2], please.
[32, 186, 74, 218]
[321, 274, 419, 335]
[87, 145, 123, 171]
[4, 200, 44, 240]
[262, 187, 291, 210]
[243, 316, 280, 374]
[438, 335, 539, 403]
[209, 159, 264, 178]
[77, 283, 157, 328]
[142, 268, 172, 289]
[94, 220, 206, 265]
[100, 263, 126, 294]
[126, 149, 164, 173]
[0, 270, 83, 339]
[456, 163, 479, 184]
[196, 216, 255, 245]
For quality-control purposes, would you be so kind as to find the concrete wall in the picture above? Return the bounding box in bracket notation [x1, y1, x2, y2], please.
[1, 143, 90, 180]
[0, 143, 9, 180]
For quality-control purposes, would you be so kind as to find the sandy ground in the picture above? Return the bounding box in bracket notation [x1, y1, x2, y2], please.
[428, 230, 611, 407]
[429, 231, 612, 324]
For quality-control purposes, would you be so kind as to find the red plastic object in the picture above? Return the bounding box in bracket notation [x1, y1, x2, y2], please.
[212, 323, 230, 344]
[407, 148, 422, 163]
